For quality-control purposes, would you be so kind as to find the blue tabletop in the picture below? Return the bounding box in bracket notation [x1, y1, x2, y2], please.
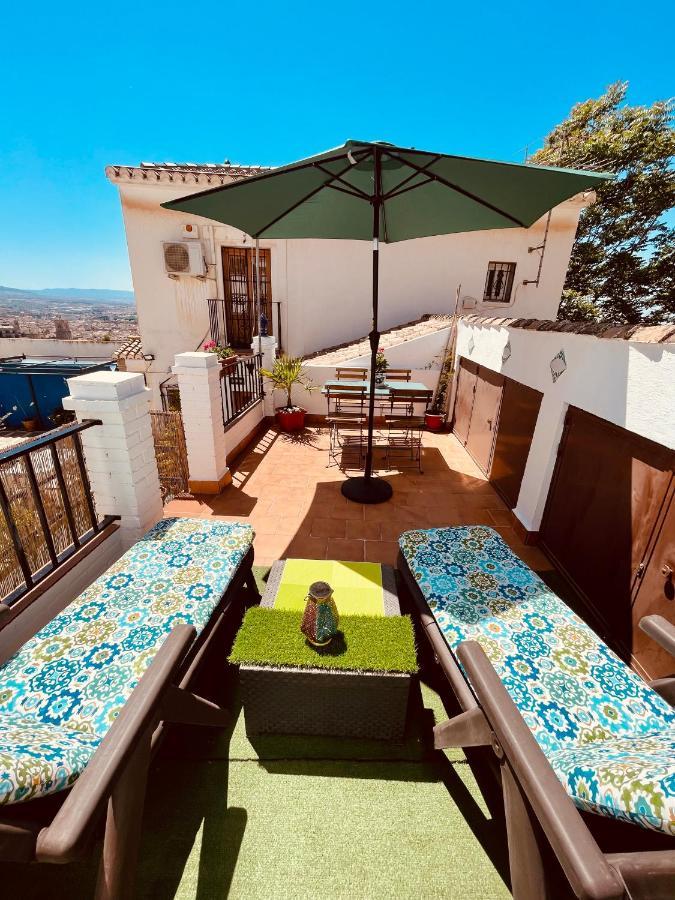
[322, 379, 431, 396]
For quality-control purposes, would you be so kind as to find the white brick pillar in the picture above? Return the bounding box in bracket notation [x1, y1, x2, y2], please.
[62, 371, 163, 548]
[172, 352, 231, 494]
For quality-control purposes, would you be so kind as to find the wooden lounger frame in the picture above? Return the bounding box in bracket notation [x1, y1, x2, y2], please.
[398, 551, 675, 900]
[0, 545, 260, 899]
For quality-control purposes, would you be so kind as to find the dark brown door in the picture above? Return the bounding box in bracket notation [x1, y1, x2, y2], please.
[466, 367, 504, 474]
[631, 485, 675, 679]
[540, 407, 675, 662]
[221, 247, 272, 348]
[452, 358, 478, 446]
[490, 379, 543, 508]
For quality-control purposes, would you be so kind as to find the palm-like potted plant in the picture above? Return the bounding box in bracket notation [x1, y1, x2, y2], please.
[261, 355, 314, 431]
[203, 340, 238, 375]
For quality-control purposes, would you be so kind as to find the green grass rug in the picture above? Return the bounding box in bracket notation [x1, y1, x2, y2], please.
[230, 606, 417, 673]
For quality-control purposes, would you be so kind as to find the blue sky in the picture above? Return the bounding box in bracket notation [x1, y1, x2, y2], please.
[1, 0, 673, 292]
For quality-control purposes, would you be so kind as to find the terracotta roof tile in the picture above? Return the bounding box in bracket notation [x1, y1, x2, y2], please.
[304, 314, 454, 365]
[461, 315, 675, 344]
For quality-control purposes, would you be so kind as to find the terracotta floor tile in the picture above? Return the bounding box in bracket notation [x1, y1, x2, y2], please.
[346, 519, 382, 541]
[165, 425, 560, 579]
[364, 540, 399, 565]
[420, 508, 466, 528]
[163, 499, 208, 518]
[309, 517, 347, 539]
[283, 535, 328, 560]
[326, 538, 365, 562]
[487, 508, 514, 526]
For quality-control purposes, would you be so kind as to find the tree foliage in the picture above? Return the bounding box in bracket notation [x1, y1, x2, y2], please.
[531, 83, 675, 324]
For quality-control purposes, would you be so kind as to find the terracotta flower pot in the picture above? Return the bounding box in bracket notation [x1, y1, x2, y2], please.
[276, 407, 306, 431]
[424, 412, 444, 431]
[219, 356, 238, 375]
[22, 418, 39, 432]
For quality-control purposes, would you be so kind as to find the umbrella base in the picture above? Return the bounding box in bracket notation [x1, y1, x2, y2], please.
[341, 476, 393, 505]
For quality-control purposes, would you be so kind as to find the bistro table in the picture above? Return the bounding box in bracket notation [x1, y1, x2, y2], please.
[321, 379, 430, 397]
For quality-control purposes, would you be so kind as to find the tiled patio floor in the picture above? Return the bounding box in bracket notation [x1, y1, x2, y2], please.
[165, 425, 552, 573]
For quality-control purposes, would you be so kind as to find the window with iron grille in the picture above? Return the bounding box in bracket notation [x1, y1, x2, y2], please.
[483, 262, 516, 303]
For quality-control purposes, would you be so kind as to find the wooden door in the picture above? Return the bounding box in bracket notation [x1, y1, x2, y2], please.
[452, 358, 478, 446]
[466, 367, 504, 474]
[490, 379, 543, 508]
[631, 485, 675, 679]
[221, 247, 272, 348]
[540, 407, 675, 662]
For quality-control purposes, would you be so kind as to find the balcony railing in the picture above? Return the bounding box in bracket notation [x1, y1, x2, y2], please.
[220, 354, 264, 428]
[208, 297, 283, 353]
[0, 421, 118, 606]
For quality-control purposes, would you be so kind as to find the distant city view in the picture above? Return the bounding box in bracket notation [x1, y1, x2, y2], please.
[0, 285, 138, 344]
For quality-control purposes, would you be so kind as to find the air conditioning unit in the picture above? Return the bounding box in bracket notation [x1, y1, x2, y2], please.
[162, 241, 205, 276]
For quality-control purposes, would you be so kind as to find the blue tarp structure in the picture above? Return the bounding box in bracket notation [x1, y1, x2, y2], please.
[0, 357, 114, 428]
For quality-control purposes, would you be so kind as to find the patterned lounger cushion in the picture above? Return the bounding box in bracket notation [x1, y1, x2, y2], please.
[399, 526, 675, 835]
[0, 517, 254, 806]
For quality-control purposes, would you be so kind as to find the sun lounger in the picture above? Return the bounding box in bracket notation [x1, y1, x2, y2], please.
[0, 516, 258, 897]
[398, 525, 675, 900]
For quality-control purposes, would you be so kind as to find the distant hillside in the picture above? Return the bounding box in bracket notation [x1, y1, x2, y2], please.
[0, 286, 134, 305]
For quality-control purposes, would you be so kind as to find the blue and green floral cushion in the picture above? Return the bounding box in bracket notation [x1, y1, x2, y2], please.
[400, 526, 675, 835]
[549, 729, 675, 835]
[0, 517, 254, 805]
[0, 715, 103, 806]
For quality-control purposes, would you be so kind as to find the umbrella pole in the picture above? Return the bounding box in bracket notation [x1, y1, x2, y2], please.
[255, 237, 262, 356]
[342, 147, 392, 504]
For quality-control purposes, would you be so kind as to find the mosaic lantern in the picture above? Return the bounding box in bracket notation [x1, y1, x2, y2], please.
[301, 581, 339, 647]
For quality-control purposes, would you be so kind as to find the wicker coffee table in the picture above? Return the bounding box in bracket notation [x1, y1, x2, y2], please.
[237, 559, 413, 740]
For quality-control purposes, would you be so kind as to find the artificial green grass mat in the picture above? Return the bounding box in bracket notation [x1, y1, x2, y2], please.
[230, 606, 418, 673]
[1, 683, 509, 900]
[274, 558, 386, 615]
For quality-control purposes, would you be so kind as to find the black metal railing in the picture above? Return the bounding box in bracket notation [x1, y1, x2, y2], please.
[220, 354, 264, 428]
[0, 421, 118, 606]
[208, 297, 283, 353]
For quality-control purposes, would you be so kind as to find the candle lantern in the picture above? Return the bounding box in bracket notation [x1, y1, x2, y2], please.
[301, 581, 339, 647]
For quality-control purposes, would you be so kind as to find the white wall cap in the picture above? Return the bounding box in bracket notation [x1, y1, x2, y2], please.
[62, 391, 151, 414]
[67, 371, 147, 401]
[173, 351, 218, 370]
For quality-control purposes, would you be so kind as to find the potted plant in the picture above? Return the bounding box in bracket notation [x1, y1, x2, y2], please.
[260, 355, 313, 431]
[375, 347, 388, 385]
[425, 338, 457, 432]
[203, 340, 238, 375]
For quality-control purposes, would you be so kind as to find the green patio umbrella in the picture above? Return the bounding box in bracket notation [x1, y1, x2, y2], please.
[163, 140, 609, 503]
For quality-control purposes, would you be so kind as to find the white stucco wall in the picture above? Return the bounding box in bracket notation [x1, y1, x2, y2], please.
[107, 168, 588, 409]
[0, 337, 117, 361]
[455, 318, 675, 533]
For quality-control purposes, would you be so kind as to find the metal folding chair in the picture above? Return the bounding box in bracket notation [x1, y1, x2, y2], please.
[335, 367, 368, 381]
[384, 388, 432, 473]
[383, 368, 412, 382]
[326, 385, 367, 468]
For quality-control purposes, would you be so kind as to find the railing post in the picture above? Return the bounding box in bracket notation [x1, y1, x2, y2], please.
[172, 352, 231, 495]
[62, 371, 163, 548]
[252, 335, 277, 417]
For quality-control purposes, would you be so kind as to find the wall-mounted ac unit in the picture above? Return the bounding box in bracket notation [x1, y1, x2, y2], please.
[162, 241, 205, 276]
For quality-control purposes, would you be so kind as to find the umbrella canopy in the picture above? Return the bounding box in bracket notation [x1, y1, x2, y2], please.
[163, 140, 610, 503]
[163, 139, 607, 242]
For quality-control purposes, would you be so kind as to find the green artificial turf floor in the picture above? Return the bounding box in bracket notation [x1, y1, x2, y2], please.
[0, 567, 512, 900]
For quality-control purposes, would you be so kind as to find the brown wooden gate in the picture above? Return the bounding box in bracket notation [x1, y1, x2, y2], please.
[490, 378, 543, 509]
[452, 357, 542, 508]
[221, 246, 272, 348]
[540, 406, 675, 678]
[150, 411, 189, 501]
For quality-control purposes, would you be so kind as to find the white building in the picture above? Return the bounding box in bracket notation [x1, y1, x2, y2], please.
[106, 160, 592, 407]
